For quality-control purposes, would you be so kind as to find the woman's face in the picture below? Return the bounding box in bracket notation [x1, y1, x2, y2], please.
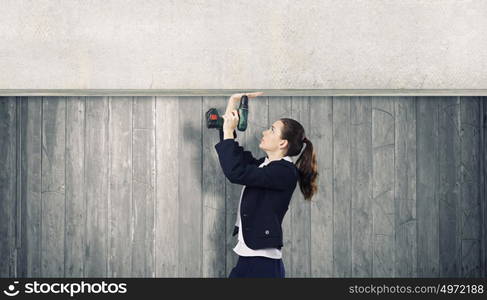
[259, 120, 287, 152]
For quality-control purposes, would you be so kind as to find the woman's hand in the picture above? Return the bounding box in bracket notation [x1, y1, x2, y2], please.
[225, 91, 264, 116]
[229, 92, 264, 101]
[222, 109, 239, 133]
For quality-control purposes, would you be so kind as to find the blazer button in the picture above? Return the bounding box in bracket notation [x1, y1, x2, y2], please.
[243, 214, 247, 217]
[265, 230, 270, 235]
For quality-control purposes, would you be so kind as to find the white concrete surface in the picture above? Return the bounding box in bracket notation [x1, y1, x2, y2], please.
[0, 0, 486, 90]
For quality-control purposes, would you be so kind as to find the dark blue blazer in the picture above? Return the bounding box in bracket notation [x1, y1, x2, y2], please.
[214, 136, 299, 250]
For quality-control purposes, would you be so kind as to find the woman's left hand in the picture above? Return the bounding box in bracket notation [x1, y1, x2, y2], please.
[222, 109, 239, 132]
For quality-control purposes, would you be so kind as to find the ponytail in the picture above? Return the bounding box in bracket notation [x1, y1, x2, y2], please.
[295, 137, 319, 201]
[279, 118, 319, 201]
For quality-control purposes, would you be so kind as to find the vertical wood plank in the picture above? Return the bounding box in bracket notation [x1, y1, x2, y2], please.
[224, 170, 241, 275]
[84, 97, 109, 277]
[155, 96, 179, 277]
[133, 96, 155, 129]
[65, 97, 85, 277]
[202, 96, 226, 277]
[461, 240, 480, 277]
[178, 96, 202, 277]
[290, 96, 311, 277]
[351, 96, 373, 277]
[0, 97, 16, 277]
[394, 96, 417, 277]
[108, 96, 133, 277]
[18, 97, 42, 277]
[310, 96, 333, 277]
[417, 96, 440, 277]
[41, 96, 66, 277]
[132, 96, 156, 277]
[460, 97, 481, 277]
[267, 96, 293, 275]
[333, 96, 352, 277]
[483, 98, 487, 277]
[438, 97, 461, 277]
[484, 97, 487, 278]
[14, 97, 23, 276]
[372, 97, 394, 277]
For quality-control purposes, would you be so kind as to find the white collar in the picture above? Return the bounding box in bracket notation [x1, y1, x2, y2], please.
[263, 156, 292, 165]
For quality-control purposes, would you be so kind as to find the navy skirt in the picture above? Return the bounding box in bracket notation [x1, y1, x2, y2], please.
[228, 255, 285, 278]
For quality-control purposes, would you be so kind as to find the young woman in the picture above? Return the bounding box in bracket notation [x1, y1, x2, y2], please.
[214, 92, 319, 278]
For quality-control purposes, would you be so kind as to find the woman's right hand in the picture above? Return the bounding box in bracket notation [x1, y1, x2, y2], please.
[229, 92, 264, 101]
[222, 109, 239, 133]
[225, 92, 264, 116]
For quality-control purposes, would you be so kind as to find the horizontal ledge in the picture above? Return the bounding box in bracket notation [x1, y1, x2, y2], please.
[1, 89, 487, 96]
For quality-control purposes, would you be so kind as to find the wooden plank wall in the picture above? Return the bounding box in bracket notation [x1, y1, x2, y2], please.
[0, 96, 485, 278]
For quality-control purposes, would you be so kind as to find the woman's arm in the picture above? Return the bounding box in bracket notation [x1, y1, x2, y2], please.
[214, 139, 297, 190]
[223, 130, 234, 140]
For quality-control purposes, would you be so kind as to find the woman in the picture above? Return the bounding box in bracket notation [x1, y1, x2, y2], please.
[214, 92, 319, 278]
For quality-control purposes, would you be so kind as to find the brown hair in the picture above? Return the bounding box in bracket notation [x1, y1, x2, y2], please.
[279, 118, 318, 201]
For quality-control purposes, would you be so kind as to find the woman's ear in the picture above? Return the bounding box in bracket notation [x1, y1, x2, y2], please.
[279, 139, 288, 150]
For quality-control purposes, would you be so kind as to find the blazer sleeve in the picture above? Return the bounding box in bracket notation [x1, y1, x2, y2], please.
[222, 130, 264, 166]
[214, 139, 296, 190]
[242, 149, 265, 166]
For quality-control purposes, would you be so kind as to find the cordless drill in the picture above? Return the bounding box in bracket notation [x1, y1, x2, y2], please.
[206, 95, 249, 141]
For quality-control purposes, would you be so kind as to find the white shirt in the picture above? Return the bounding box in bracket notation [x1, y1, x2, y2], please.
[233, 155, 293, 258]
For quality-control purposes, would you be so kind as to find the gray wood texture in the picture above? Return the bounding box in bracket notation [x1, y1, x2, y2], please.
[18, 97, 42, 277]
[417, 97, 440, 277]
[290, 96, 312, 277]
[202, 96, 226, 277]
[438, 97, 461, 277]
[41, 96, 66, 277]
[0, 96, 485, 277]
[394, 97, 417, 277]
[84, 97, 109, 277]
[154, 96, 179, 277]
[483, 99, 486, 278]
[460, 97, 481, 277]
[372, 97, 394, 277]
[333, 96, 352, 277]
[351, 96, 373, 277]
[108, 96, 132, 277]
[0, 97, 16, 277]
[178, 96, 202, 277]
[132, 96, 156, 277]
[65, 96, 85, 277]
[310, 96, 333, 277]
